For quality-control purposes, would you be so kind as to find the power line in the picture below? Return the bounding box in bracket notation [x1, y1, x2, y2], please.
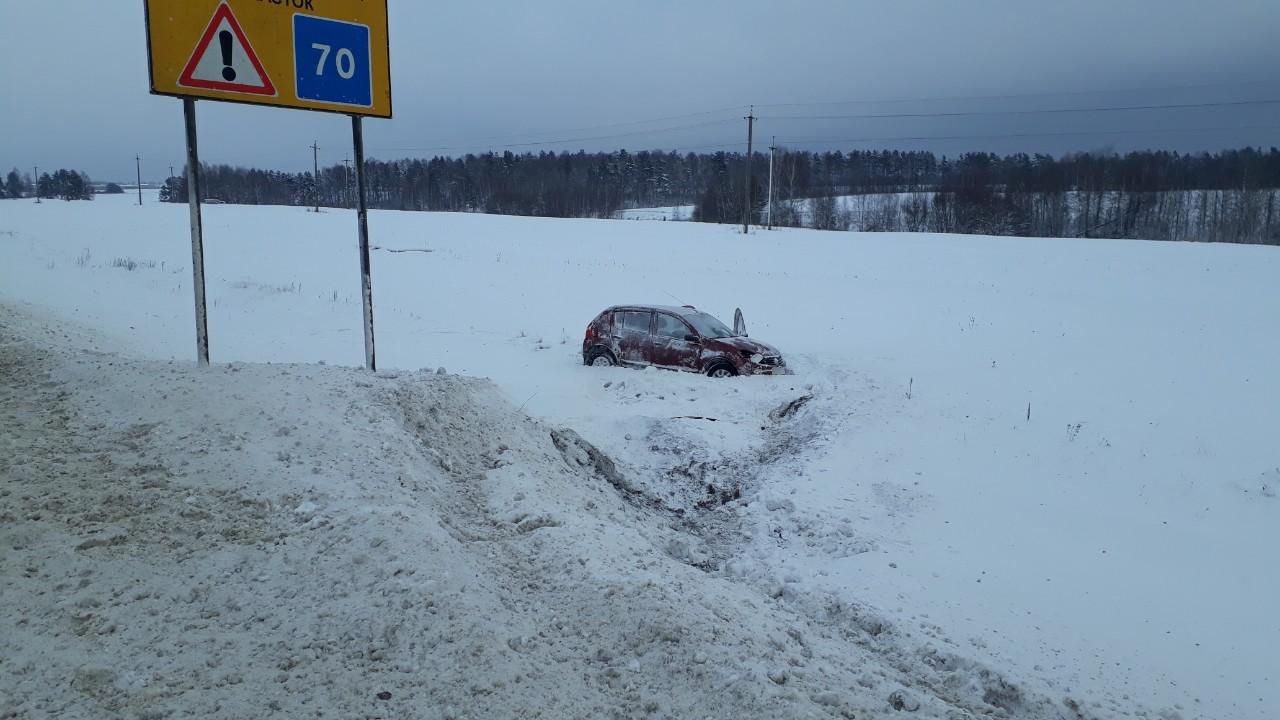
[373, 105, 748, 153]
[372, 120, 1275, 159]
[753, 79, 1280, 110]
[370, 118, 740, 154]
[760, 98, 1280, 122]
[467, 104, 747, 139]
[674, 141, 749, 151]
[361, 86, 1278, 159]
[774, 124, 1280, 148]
[130, 82, 1278, 169]
[356, 92, 1278, 160]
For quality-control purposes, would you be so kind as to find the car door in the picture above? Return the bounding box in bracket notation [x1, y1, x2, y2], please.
[611, 310, 653, 366]
[651, 312, 701, 372]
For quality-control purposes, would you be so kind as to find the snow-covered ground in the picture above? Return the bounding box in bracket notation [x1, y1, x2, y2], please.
[616, 196, 911, 226]
[617, 205, 693, 221]
[11, 302, 1004, 719]
[2, 193, 1278, 719]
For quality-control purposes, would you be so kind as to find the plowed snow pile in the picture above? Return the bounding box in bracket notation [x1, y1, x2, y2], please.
[4, 305, 1122, 719]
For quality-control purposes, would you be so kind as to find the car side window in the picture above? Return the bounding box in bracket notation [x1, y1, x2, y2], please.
[615, 311, 651, 334]
[655, 313, 690, 340]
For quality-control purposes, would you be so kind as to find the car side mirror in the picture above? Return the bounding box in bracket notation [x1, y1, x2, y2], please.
[684, 334, 700, 343]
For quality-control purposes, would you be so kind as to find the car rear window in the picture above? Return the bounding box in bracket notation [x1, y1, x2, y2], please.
[615, 311, 651, 333]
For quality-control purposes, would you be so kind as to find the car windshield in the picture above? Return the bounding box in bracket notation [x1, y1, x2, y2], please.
[685, 312, 735, 339]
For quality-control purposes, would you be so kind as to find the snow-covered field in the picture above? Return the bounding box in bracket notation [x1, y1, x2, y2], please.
[2, 194, 1278, 719]
[616, 196, 910, 226]
[617, 205, 693, 221]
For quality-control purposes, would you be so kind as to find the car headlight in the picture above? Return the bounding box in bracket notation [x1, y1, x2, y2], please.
[750, 353, 764, 364]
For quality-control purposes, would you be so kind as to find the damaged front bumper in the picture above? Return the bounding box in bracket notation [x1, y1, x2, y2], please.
[744, 356, 793, 376]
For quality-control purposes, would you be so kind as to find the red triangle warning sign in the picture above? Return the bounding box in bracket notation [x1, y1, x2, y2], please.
[178, 3, 276, 96]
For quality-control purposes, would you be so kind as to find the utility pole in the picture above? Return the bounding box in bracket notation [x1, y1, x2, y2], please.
[170, 165, 175, 179]
[742, 106, 755, 234]
[766, 137, 776, 231]
[311, 142, 321, 212]
[33, 166, 40, 203]
[343, 157, 352, 209]
[136, 156, 144, 205]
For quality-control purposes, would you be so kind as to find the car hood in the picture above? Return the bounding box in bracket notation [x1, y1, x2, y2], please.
[706, 335, 781, 357]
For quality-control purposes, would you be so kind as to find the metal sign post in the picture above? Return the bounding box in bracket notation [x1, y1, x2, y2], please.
[352, 116, 376, 371]
[144, 0, 392, 369]
[184, 100, 210, 366]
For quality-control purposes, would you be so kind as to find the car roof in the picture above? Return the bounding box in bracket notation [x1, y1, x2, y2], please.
[608, 304, 701, 317]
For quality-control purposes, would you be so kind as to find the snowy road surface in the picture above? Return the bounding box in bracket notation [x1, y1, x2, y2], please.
[2, 194, 1278, 718]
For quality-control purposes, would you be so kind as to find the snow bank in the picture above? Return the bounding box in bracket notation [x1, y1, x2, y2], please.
[3, 305, 1120, 719]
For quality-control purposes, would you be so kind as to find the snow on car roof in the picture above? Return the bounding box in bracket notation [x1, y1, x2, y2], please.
[611, 304, 702, 316]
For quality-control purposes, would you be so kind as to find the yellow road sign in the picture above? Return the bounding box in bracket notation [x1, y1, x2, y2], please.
[145, 0, 392, 118]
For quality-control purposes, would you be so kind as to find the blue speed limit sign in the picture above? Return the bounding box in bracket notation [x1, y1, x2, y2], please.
[293, 15, 373, 108]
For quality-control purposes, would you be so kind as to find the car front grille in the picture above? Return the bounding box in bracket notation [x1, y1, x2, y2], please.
[759, 355, 782, 366]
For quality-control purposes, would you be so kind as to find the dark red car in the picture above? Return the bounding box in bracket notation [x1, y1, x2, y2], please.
[582, 305, 788, 377]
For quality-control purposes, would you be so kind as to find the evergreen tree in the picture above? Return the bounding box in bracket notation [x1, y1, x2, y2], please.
[159, 176, 181, 203]
[5, 169, 27, 199]
[41, 169, 94, 201]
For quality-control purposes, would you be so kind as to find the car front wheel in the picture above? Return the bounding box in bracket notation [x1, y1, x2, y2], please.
[707, 364, 737, 379]
[587, 348, 617, 367]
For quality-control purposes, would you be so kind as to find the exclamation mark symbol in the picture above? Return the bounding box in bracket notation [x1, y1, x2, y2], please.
[219, 30, 236, 82]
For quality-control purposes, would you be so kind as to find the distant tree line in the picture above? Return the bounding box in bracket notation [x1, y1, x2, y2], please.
[155, 147, 1280, 244]
[160, 150, 696, 216]
[786, 150, 1279, 244]
[1, 168, 96, 201]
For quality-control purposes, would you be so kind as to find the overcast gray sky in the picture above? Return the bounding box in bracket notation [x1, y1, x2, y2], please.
[2, 0, 1279, 182]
